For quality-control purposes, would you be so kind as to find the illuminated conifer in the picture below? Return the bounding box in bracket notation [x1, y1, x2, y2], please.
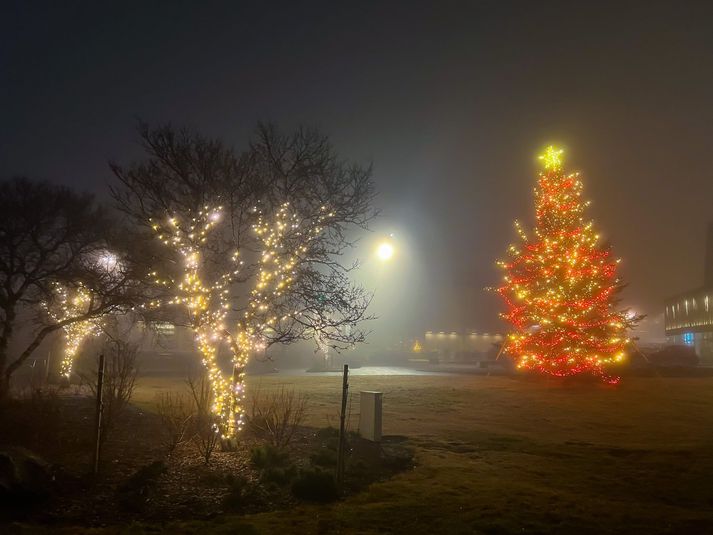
[496, 146, 634, 382]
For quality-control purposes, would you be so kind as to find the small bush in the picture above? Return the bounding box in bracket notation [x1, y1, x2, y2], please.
[81, 339, 139, 446]
[346, 458, 369, 475]
[0, 449, 53, 507]
[648, 345, 699, 367]
[316, 426, 339, 440]
[186, 375, 220, 464]
[310, 447, 338, 468]
[249, 444, 289, 470]
[118, 460, 167, 512]
[246, 385, 308, 448]
[25, 388, 62, 451]
[198, 470, 228, 486]
[155, 391, 192, 455]
[249, 444, 296, 488]
[120, 460, 167, 492]
[382, 449, 415, 472]
[316, 427, 340, 453]
[291, 468, 338, 502]
[260, 465, 297, 486]
[222, 475, 253, 511]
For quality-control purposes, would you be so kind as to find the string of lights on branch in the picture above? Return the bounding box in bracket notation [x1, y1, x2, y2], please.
[149, 202, 331, 437]
[44, 282, 103, 378]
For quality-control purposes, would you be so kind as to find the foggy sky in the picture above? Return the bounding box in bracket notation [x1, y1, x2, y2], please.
[2, 0, 713, 342]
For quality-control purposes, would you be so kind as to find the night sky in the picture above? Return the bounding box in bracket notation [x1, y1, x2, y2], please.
[3, 1, 713, 342]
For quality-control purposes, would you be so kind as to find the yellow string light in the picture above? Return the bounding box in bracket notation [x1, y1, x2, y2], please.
[539, 145, 564, 170]
[150, 202, 329, 437]
[44, 283, 102, 378]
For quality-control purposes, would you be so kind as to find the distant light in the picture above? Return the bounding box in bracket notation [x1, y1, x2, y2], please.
[538, 145, 564, 170]
[96, 250, 119, 273]
[376, 241, 394, 261]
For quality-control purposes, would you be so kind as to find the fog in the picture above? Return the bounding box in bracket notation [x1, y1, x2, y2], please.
[3, 1, 713, 354]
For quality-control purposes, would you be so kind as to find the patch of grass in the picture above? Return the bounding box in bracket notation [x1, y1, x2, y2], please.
[79, 375, 713, 532]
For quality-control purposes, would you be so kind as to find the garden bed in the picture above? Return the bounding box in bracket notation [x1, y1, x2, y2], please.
[0, 391, 414, 528]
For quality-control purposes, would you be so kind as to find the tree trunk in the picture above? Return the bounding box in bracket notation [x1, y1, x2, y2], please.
[0, 303, 17, 400]
[0, 372, 9, 401]
[230, 361, 246, 433]
[4, 324, 59, 393]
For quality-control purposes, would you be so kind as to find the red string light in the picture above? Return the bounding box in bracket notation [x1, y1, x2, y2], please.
[495, 146, 631, 383]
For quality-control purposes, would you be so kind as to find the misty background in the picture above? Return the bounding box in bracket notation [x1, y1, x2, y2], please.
[3, 0, 713, 349]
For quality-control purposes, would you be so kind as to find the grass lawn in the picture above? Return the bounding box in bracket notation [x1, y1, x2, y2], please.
[117, 373, 713, 534]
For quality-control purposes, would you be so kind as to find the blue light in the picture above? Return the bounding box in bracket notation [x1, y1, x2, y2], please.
[683, 332, 694, 346]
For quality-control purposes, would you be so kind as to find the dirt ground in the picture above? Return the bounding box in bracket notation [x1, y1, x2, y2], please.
[7, 373, 713, 533]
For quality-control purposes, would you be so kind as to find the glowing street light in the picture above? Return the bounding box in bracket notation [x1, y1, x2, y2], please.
[376, 241, 394, 261]
[96, 250, 120, 273]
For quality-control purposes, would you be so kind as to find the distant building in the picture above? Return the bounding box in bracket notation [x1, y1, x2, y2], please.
[664, 222, 713, 363]
[423, 331, 504, 362]
[135, 321, 197, 356]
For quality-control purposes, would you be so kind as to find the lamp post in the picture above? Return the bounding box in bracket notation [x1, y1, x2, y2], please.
[376, 240, 394, 262]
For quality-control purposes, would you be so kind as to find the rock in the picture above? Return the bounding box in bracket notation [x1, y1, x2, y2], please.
[0, 448, 53, 506]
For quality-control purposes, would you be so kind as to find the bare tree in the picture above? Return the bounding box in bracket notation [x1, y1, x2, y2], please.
[110, 122, 376, 435]
[246, 384, 308, 448]
[155, 391, 192, 456]
[186, 374, 220, 464]
[246, 123, 376, 351]
[0, 178, 146, 398]
[82, 336, 139, 445]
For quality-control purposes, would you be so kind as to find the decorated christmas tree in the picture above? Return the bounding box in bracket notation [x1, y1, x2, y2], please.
[496, 146, 634, 382]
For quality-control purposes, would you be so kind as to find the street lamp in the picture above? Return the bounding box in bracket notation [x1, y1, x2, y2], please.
[96, 250, 119, 272]
[376, 240, 394, 261]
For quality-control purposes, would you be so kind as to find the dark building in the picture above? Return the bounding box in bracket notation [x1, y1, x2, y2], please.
[664, 222, 713, 363]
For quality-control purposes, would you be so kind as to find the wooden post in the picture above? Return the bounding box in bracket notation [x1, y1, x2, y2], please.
[92, 353, 105, 476]
[336, 364, 349, 486]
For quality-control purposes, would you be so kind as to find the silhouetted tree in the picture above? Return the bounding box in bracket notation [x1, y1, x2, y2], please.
[0, 178, 146, 397]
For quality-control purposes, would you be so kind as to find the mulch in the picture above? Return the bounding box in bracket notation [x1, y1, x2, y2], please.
[0, 392, 413, 528]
